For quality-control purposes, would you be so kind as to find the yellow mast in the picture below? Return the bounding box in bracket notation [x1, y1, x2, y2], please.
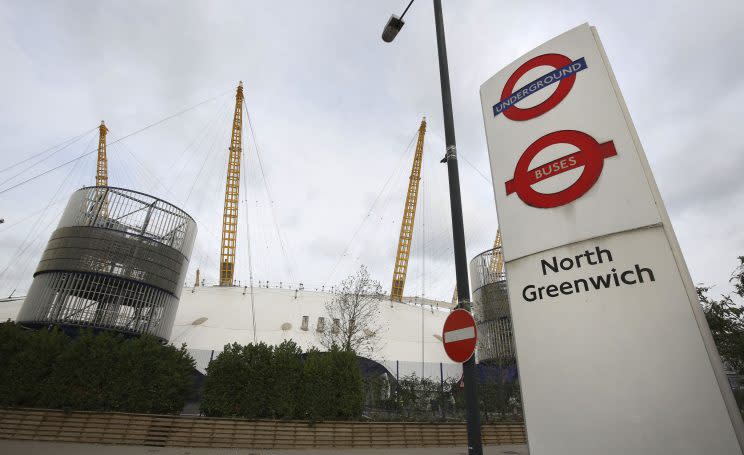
[96, 121, 108, 186]
[391, 118, 427, 302]
[489, 229, 504, 275]
[95, 120, 109, 217]
[219, 82, 244, 286]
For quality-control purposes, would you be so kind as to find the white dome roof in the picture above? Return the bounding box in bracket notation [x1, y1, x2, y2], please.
[1, 287, 460, 378]
[171, 286, 453, 365]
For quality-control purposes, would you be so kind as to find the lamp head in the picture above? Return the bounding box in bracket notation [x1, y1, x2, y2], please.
[382, 15, 405, 42]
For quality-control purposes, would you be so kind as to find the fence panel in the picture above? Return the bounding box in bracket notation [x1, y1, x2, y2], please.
[0, 408, 525, 448]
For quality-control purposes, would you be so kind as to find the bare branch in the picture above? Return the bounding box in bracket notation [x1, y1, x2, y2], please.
[318, 265, 384, 358]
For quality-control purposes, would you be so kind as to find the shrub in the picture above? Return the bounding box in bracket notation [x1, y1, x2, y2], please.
[395, 373, 441, 419]
[327, 348, 364, 419]
[0, 322, 68, 406]
[363, 374, 394, 410]
[0, 322, 195, 414]
[201, 343, 244, 417]
[300, 349, 335, 420]
[202, 340, 305, 418]
[301, 348, 363, 420]
[271, 340, 303, 418]
[45, 330, 120, 410]
[202, 342, 270, 418]
[202, 342, 363, 420]
[107, 335, 195, 414]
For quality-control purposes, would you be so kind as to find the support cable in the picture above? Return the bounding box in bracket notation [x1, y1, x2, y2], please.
[118, 140, 169, 196]
[166, 97, 232, 194]
[421, 147, 426, 378]
[110, 142, 140, 189]
[322, 126, 420, 287]
[0, 126, 97, 175]
[243, 102, 295, 283]
[1, 128, 96, 188]
[241, 140, 257, 343]
[0, 200, 66, 233]
[184, 107, 228, 205]
[0, 91, 229, 196]
[0, 140, 92, 286]
[185, 121, 234, 284]
[96, 109, 230, 285]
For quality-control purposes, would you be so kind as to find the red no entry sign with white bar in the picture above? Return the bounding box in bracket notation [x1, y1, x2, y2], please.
[442, 309, 477, 363]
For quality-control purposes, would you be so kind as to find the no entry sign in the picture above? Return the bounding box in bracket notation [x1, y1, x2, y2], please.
[442, 309, 477, 363]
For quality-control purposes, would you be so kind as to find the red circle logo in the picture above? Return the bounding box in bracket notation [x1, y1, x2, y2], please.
[505, 130, 617, 208]
[501, 53, 575, 121]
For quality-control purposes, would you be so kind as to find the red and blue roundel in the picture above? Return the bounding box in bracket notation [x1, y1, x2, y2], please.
[493, 54, 587, 121]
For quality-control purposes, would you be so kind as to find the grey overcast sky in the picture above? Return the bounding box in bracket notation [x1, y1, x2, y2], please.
[0, 0, 742, 302]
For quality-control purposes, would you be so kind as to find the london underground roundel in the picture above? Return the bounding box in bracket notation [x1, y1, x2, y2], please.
[505, 130, 617, 209]
[493, 53, 588, 121]
[442, 309, 477, 363]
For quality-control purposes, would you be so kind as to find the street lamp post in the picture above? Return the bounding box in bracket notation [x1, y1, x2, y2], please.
[382, 2, 483, 454]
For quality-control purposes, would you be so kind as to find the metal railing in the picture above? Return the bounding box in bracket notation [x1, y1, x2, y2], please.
[17, 187, 196, 342]
[58, 186, 197, 255]
[469, 247, 506, 294]
[469, 247, 514, 363]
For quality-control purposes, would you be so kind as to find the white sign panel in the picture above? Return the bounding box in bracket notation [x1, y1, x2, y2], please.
[480, 24, 743, 454]
[480, 23, 661, 262]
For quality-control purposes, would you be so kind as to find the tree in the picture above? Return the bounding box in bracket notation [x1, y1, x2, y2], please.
[699, 256, 744, 375]
[319, 265, 384, 357]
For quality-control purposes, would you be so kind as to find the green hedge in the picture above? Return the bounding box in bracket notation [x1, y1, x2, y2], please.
[300, 348, 364, 420]
[200, 341, 292, 418]
[0, 321, 194, 414]
[201, 342, 363, 420]
[0, 321, 67, 406]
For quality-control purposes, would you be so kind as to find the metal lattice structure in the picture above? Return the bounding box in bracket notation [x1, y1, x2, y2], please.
[391, 118, 426, 302]
[452, 231, 503, 304]
[489, 230, 503, 274]
[17, 186, 197, 341]
[219, 82, 244, 286]
[95, 121, 108, 187]
[469, 245, 513, 363]
[95, 121, 109, 216]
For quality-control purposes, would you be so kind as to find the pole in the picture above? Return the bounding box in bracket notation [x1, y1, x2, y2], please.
[432, 1, 482, 454]
[440, 362, 445, 419]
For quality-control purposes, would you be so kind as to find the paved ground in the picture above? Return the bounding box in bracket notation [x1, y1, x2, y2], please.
[0, 440, 528, 454]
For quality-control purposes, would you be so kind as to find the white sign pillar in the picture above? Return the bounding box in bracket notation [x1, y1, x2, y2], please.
[479, 23, 744, 455]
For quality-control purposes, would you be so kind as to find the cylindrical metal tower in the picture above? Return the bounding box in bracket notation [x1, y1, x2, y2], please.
[17, 186, 197, 342]
[469, 247, 514, 363]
